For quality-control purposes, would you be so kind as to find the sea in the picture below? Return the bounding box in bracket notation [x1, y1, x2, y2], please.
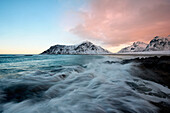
[0, 54, 169, 113]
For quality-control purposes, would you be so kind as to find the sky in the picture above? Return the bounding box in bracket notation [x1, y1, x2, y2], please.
[0, 0, 170, 54]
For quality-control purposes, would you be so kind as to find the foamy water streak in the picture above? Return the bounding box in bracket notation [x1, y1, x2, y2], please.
[0, 55, 169, 113]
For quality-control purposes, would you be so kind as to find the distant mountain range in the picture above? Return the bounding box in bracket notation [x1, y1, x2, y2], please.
[41, 41, 111, 54]
[118, 35, 170, 53]
[41, 35, 170, 55]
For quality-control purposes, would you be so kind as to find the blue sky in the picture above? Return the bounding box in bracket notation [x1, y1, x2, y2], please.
[1, 0, 169, 54]
[0, 0, 88, 54]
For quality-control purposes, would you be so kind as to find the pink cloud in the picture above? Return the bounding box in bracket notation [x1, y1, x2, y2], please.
[70, 0, 170, 46]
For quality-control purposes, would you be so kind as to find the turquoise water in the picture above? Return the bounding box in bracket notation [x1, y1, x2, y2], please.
[0, 55, 103, 78]
[0, 55, 169, 113]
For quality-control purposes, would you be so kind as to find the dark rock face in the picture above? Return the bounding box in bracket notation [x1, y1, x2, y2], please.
[41, 41, 111, 55]
[105, 56, 170, 88]
[131, 56, 170, 88]
[105, 56, 170, 112]
[41, 45, 67, 54]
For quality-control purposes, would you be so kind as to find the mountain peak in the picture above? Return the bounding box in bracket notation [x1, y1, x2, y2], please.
[118, 35, 170, 53]
[154, 36, 159, 39]
[81, 41, 93, 44]
[145, 35, 170, 51]
[133, 41, 146, 45]
[79, 41, 94, 46]
[118, 41, 147, 53]
[41, 41, 111, 54]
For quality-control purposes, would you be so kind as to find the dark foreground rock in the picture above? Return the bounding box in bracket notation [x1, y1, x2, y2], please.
[105, 56, 170, 88]
[105, 56, 170, 113]
[124, 56, 170, 88]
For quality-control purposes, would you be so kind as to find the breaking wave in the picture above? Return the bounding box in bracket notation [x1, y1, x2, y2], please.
[0, 55, 169, 113]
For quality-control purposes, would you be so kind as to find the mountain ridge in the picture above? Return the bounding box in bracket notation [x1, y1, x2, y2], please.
[118, 41, 147, 53]
[118, 35, 170, 53]
[41, 41, 112, 55]
[144, 36, 170, 51]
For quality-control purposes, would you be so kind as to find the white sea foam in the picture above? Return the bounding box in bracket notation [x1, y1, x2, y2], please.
[0, 56, 170, 113]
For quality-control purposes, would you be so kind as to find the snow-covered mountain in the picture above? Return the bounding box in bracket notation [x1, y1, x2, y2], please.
[118, 42, 147, 53]
[118, 35, 170, 53]
[144, 36, 170, 51]
[41, 41, 111, 54]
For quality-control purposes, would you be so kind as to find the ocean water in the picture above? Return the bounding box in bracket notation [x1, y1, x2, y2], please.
[0, 54, 169, 113]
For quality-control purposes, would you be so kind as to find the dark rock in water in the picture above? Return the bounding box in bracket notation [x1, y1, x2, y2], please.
[104, 61, 120, 64]
[151, 102, 170, 113]
[59, 74, 67, 79]
[105, 56, 170, 88]
[126, 81, 152, 93]
[124, 56, 170, 88]
[119, 56, 170, 112]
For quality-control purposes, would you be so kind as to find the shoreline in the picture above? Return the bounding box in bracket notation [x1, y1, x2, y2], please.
[1, 54, 170, 57]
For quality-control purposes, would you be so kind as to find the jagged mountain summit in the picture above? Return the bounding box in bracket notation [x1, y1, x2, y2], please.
[41, 41, 112, 54]
[144, 36, 170, 51]
[118, 41, 147, 53]
[118, 35, 170, 53]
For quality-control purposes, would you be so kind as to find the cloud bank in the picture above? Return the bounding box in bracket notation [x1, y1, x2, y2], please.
[70, 0, 170, 47]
